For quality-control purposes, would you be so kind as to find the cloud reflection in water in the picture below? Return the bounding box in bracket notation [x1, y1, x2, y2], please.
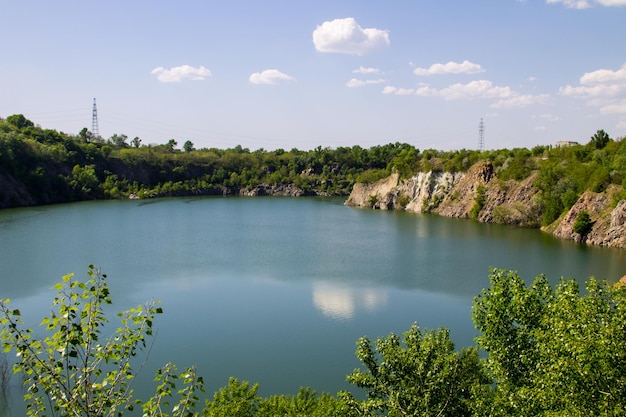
[312, 282, 388, 321]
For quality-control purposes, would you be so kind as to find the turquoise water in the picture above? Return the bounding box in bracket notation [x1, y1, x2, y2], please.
[0, 196, 624, 414]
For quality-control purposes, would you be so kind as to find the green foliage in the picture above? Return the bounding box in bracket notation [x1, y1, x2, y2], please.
[142, 362, 205, 417]
[204, 377, 259, 417]
[470, 185, 486, 220]
[473, 269, 626, 416]
[354, 168, 389, 184]
[573, 210, 593, 236]
[495, 148, 536, 181]
[0, 266, 202, 417]
[396, 193, 411, 208]
[256, 388, 343, 417]
[6, 114, 35, 130]
[341, 323, 488, 416]
[70, 164, 101, 199]
[533, 137, 626, 225]
[590, 129, 611, 150]
[0, 116, 429, 204]
[2, 116, 624, 225]
[202, 378, 343, 417]
[183, 140, 195, 153]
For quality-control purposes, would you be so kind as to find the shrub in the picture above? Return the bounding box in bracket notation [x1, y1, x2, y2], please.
[573, 210, 593, 236]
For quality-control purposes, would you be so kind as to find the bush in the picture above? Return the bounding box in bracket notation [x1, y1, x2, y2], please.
[573, 210, 593, 236]
[470, 185, 486, 220]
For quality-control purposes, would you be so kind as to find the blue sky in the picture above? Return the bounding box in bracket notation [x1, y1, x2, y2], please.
[1, 0, 625, 151]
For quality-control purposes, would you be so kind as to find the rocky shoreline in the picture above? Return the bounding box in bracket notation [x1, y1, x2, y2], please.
[344, 162, 626, 249]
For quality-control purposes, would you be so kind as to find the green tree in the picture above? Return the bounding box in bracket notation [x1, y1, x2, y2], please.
[473, 269, 626, 416]
[341, 323, 488, 416]
[590, 129, 611, 150]
[108, 133, 128, 147]
[78, 127, 93, 143]
[203, 378, 258, 417]
[131, 136, 142, 148]
[70, 164, 100, 197]
[6, 114, 34, 130]
[167, 139, 178, 153]
[183, 140, 195, 153]
[0, 266, 204, 417]
[573, 210, 593, 236]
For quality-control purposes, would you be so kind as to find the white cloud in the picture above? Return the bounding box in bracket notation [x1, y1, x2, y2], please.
[580, 63, 626, 85]
[413, 60, 485, 76]
[416, 80, 513, 100]
[249, 69, 295, 85]
[346, 78, 386, 88]
[312, 18, 389, 55]
[151, 65, 212, 82]
[492, 94, 551, 108]
[560, 62, 626, 114]
[600, 101, 626, 114]
[384, 80, 549, 108]
[547, 0, 592, 8]
[547, 0, 626, 7]
[352, 66, 381, 74]
[382, 86, 415, 95]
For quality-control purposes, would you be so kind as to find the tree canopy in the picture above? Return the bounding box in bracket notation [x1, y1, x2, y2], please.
[1, 115, 625, 229]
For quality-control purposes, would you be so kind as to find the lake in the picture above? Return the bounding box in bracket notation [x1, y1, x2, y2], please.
[0, 196, 624, 414]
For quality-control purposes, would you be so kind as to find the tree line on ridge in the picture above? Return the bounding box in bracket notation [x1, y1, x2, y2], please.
[1, 113, 625, 228]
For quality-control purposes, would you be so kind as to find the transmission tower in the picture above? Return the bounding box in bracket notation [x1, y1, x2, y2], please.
[91, 98, 100, 139]
[478, 118, 485, 151]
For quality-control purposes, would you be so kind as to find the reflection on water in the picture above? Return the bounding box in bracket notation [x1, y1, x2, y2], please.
[0, 196, 625, 414]
[312, 282, 388, 320]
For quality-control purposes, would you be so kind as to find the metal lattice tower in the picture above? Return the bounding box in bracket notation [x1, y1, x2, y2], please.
[478, 118, 485, 151]
[91, 98, 100, 139]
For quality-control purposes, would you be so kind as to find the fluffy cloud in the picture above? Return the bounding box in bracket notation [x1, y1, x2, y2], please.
[560, 62, 626, 113]
[492, 94, 551, 109]
[249, 69, 295, 85]
[384, 80, 548, 108]
[413, 60, 485, 76]
[547, 0, 626, 8]
[352, 66, 381, 74]
[600, 101, 626, 114]
[151, 65, 212, 82]
[415, 80, 513, 100]
[580, 64, 626, 85]
[382, 86, 415, 95]
[346, 78, 386, 88]
[312, 18, 389, 55]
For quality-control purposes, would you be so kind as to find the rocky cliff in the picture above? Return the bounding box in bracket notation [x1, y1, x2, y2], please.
[345, 161, 626, 248]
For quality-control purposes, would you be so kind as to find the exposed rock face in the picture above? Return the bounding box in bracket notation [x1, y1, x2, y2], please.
[240, 184, 307, 197]
[551, 187, 626, 247]
[345, 162, 625, 248]
[344, 173, 400, 209]
[0, 168, 35, 208]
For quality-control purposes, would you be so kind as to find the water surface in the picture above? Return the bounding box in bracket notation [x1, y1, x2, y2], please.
[0, 197, 624, 414]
